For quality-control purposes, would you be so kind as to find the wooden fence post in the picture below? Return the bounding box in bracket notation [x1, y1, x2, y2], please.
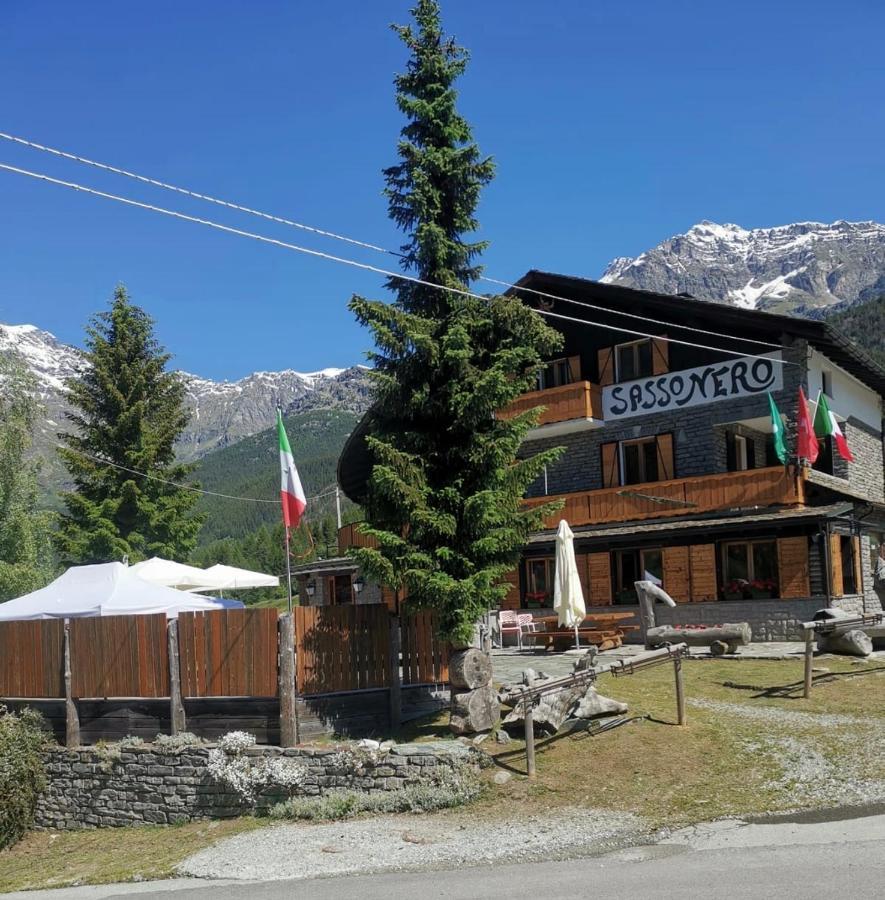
[388, 616, 402, 731]
[523, 670, 536, 777]
[673, 656, 686, 726]
[63, 620, 80, 748]
[803, 627, 815, 699]
[168, 620, 186, 735]
[279, 613, 298, 747]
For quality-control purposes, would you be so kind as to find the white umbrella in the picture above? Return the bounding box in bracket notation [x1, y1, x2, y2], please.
[553, 519, 586, 649]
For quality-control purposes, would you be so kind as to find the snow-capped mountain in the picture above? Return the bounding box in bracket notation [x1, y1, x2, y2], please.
[601, 220, 885, 313]
[0, 322, 372, 472]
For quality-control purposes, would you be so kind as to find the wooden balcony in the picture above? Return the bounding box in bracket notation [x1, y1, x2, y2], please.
[525, 466, 806, 529]
[337, 522, 379, 554]
[498, 380, 603, 429]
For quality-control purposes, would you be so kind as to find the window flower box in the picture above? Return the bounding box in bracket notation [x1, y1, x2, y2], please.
[722, 579, 749, 601]
[749, 578, 778, 600]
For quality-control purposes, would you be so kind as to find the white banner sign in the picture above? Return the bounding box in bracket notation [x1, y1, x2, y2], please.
[602, 353, 783, 421]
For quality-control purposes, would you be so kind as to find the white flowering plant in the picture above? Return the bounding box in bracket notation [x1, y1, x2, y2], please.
[207, 731, 307, 804]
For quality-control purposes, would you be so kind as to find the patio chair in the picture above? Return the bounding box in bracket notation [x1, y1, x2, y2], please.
[499, 609, 527, 649]
[517, 613, 541, 649]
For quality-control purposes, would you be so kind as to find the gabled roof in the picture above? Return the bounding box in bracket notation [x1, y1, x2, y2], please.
[516, 270, 885, 395]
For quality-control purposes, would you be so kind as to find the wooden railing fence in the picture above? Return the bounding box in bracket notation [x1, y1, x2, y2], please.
[0, 606, 449, 746]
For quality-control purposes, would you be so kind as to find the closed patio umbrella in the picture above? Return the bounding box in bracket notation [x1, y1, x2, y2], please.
[553, 519, 586, 649]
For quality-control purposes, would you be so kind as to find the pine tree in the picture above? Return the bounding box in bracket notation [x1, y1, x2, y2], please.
[0, 355, 54, 600]
[56, 286, 203, 564]
[349, 0, 563, 643]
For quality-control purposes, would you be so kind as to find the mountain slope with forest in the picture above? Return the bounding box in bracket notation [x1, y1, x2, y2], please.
[822, 295, 885, 369]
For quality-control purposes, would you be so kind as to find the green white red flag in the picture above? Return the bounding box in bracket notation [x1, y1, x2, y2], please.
[796, 387, 819, 464]
[277, 409, 306, 528]
[813, 391, 854, 462]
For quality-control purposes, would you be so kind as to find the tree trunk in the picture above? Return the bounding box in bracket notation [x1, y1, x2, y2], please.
[647, 623, 751, 649]
[450, 684, 498, 735]
[449, 648, 493, 690]
[818, 628, 873, 657]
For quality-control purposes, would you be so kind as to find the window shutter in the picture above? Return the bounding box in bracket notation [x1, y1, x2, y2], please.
[662, 546, 690, 602]
[567, 354, 582, 383]
[777, 536, 810, 598]
[576, 553, 591, 603]
[656, 433, 675, 481]
[588, 552, 613, 606]
[597, 347, 615, 387]
[689, 544, 717, 601]
[852, 535, 864, 596]
[829, 533, 844, 596]
[725, 432, 737, 472]
[500, 568, 521, 610]
[651, 335, 669, 375]
[601, 442, 620, 488]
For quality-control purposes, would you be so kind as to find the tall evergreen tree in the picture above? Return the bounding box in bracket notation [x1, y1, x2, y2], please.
[0, 355, 54, 600]
[349, 0, 563, 643]
[57, 286, 202, 564]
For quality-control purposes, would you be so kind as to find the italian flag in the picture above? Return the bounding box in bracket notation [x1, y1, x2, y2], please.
[813, 391, 854, 462]
[277, 409, 306, 528]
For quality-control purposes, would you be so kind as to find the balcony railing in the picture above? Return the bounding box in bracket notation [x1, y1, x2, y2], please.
[524, 466, 806, 529]
[498, 380, 602, 428]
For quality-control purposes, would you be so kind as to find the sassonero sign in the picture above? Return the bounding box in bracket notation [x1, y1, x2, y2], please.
[602, 353, 783, 421]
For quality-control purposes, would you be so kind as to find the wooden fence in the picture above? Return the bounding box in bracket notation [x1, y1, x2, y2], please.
[0, 606, 450, 745]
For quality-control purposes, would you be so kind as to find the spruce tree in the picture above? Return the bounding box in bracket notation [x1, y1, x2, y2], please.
[349, 0, 563, 643]
[57, 286, 202, 564]
[0, 355, 54, 600]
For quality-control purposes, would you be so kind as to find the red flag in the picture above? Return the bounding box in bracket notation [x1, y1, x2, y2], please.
[797, 387, 819, 464]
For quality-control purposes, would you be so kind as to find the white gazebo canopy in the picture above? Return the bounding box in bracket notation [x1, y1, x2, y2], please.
[130, 557, 217, 592]
[201, 564, 280, 591]
[0, 562, 244, 621]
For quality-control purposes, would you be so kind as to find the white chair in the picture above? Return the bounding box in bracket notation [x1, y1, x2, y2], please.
[517, 613, 539, 649]
[499, 610, 526, 649]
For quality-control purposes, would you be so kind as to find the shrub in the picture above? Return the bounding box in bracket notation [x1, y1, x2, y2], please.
[268, 762, 484, 821]
[0, 705, 49, 849]
[206, 731, 307, 803]
[153, 732, 205, 751]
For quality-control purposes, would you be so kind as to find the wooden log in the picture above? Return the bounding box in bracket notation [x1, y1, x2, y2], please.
[167, 620, 186, 735]
[63, 621, 79, 749]
[278, 613, 298, 746]
[817, 628, 873, 657]
[647, 623, 751, 649]
[803, 628, 815, 699]
[449, 684, 498, 735]
[523, 671, 536, 778]
[389, 617, 402, 731]
[674, 657, 686, 726]
[635, 581, 677, 647]
[448, 648, 493, 690]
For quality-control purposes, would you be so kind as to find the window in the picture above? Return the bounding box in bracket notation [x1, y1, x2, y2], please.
[329, 574, 354, 604]
[870, 533, 885, 571]
[615, 339, 653, 383]
[822, 371, 833, 399]
[840, 535, 857, 595]
[536, 357, 576, 390]
[726, 432, 756, 472]
[722, 540, 779, 596]
[622, 438, 659, 485]
[812, 435, 834, 476]
[525, 558, 554, 607]
[614, 548, 663, 604]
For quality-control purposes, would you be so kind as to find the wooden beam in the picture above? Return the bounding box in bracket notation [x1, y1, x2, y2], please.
[167, 620, 186, 735]
[63, 620, 79, 749]
[388, 617, 402, 731]
[278, 613, 298, 747]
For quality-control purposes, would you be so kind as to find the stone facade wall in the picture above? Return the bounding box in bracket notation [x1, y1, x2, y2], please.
[621, 598, 824, 642]
[842, 418, 885, 502]
[524, 341, 806, 497]
[35, 741, 474, 831]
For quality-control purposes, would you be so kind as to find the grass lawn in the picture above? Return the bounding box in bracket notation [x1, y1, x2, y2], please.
[2, 655, 883, 891]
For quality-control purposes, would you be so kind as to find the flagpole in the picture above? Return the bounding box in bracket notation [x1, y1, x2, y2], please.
[284, 525, 293, 613]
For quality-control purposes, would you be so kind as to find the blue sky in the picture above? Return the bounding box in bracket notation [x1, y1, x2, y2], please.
[1, 1, 882, 380]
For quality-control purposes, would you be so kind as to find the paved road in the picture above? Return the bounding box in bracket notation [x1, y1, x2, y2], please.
[9, 812, 885, 899]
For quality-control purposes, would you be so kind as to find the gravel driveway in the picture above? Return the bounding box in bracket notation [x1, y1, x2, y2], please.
[179, 807, 649, 881]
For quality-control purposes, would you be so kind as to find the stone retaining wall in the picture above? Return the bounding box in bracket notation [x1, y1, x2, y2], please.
[35, 741, 474, 831]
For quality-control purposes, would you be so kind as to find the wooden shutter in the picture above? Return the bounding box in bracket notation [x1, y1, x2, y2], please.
[663, 546, 691, 602]
[598, 347, 615, 387]
[651, 335, 669, 375]
[829, 533, 844, 596]
[588, 552, 613, 606]
[601, 441, 620, 488]
[567, 354, 582, 383]
[852, 535, 864, 596]
[656, 433, 675, 481]
[777, 536, 810, 599]
[500, 568, 521, 610]
[689, 544, 717, 602]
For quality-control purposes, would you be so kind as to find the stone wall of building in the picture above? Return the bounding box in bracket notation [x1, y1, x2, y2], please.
[843, 418, 885, 503]
[524, 341, 806, 497]
[35, 741, 475, 831]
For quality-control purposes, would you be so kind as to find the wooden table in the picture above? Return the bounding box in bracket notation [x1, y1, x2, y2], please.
[526, 611, 637, 652]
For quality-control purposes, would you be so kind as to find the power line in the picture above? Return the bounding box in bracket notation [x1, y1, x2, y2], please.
[0, 130, 782, 351]
[0, 161, 798, 366]
[53, 441, 340, 506]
